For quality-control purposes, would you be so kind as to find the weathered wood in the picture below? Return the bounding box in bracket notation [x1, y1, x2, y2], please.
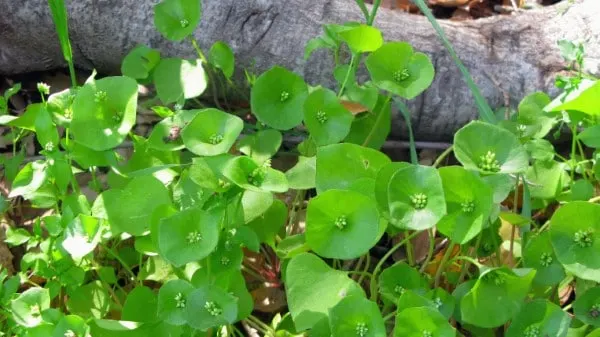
[0, 0, 598, 140]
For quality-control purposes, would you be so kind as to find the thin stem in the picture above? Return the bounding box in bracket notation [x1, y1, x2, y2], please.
[509, 175, 520, 267]
[370, 231, 421, 302]
[67, 61, 77, 88]
[457, 233, 482, 284]
[101, 244, 138, 284]
[419, 228, 436, 273]
[358, 253, 371, 285]
[286, 190, 306, 235]
[244, 319, 267, 335]
[383, 310, 397, 322]
[433, 145, 454, 168]
[570, 124, 578, 184]
[368, 0, 382, 25]
[405, 231, 415, 266]
[434, 242, 456, 288]
[354, 0, 370, 21]
[347, 270, 373, 280]
[190, 38, 222, 110]
[337, 54, 356, 97]
[362, 94, 392, 147]
[447, 255, 482, 268]
[248, 315, 274, 335]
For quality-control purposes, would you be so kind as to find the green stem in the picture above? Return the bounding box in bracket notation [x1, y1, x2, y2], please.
[354, 0, 370, 21]
[248, 315, 274, 335]
[509, 175, 520, 266]
[337, 54, 356, 97]
[368, 0, 382, 25]
[383, 310, 397, 322]
[457, 233, 482, 284]
[419, 228, 435, 273]
[405, 231, 415, 266]
[190, 38, 222, 110]
[358, 253, 371, 285]
[433, 145, 454, 168]
[101, 244, 138, 284]
[434, 242, 456, 288]
[362, 94, 392, 147]
[447, 255, 482, 269]
[370, 231, 421, 301]
[570, 124, 578, 184]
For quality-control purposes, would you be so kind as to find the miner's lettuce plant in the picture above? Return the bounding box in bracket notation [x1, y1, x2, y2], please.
[2, 0, 600, 336]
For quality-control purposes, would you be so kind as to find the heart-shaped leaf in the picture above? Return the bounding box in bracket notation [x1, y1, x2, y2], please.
[338, 24, 383, 53]
[10, 288, 50, 328]
[154, 58, 207, 104]
[62, 214, 103, 259]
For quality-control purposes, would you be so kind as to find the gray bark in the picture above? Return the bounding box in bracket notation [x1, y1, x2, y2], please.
[0, 0, 598, 141]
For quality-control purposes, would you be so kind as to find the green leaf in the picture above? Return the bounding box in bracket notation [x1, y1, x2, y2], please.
[338, 24, 383, 53]
[285, 253, 364, 331]
[185, 285, 238, 331]
[71, 76, 138, 151]
[66, 281, 110, 319]
[157, 207, 220, 267]
[579, 125, 600, 148]
[210, 41, 235, 79]
[303, 88, 353, 146]
[286, 156, 316, 190]
[154, 58, 207, 104]
[121, 45, 161, 80]
[386, 164, 446, 230]
[157, 279, 195, 326]
[306, 189, 382, 259]
[181, 108, 243, 156]
[525, 138, 555, 162]
[518, 92, 555, 139]
[437, 166, 493, 243]
[61, 214, 103, 259]
[10, 288, 50, 328]
[526, 160, 568, 200]
[247, 199, 287, 247]
[223, 156, 288, 193]
[504, 299, 571, 337]
[394, 307, 456, 337]
[461, 268, 536, 328]
[122, 286, 158, 323]
[148, 109, 200, 152]
[379, 262, 428, 303]
[48, 0, 73, 62]
[328, 295, 385, 337]
[238, 129, 282, 163]
[153, 0, 201, 41]
[1, 102, 41, 130]
[8, 161, 47, 198]
[574, 287, 600, 327]
[316, 143, 390, 194]
[53, 315, 89, 337]
[4, 226, 31, 246]
[545, 79, 600, 115]
[250, 66, 309, 130]
[365, 42, 434, 99]
[304, 36, 335, 60]
[345, 94, 391, 150]
[227, 271, 253, 321]
[33, 104, 59, 150]
[94, 175, 171, 236]
[454, 121, 529, 174]
[241, 189, 273, 223]
[550, 201, 600, 282]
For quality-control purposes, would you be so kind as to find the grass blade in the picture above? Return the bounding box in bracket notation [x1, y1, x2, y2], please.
[411, 0, 497, 124]
[48, 0, 77, 87]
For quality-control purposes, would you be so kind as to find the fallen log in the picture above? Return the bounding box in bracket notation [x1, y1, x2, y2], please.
[0, 0, 598, 140]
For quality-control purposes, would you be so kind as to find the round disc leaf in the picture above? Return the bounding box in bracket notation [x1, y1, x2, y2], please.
[223, 156, 288, 193]
[10, 288, 50, 328]
[453, 121, 529, 174]
[285, 253, 364, 331]
[237, 129, 282, 163]
[122, 286, 158, 323]
[306, 189, 381, 259]
[378, 262, 428, 303]
[157, 279, 195, 326]
[366, 42, 434, 99]
[154, 58, 207, 104]
[121, 45, 161, 80]
[250, 66, 308, 130]
[96, 175, 171, 236]
[304, 88, 353, 146]
[157, 207, 220, 267]
[71, 76, 138, 151]
[210, 41, 235, 79]
[181, 108, 243, 156]
[62, 214, 103, 259]
[437, 166, 493, 244]
[148, 109, 200, 151]
[523, 231, 565, 286]
[387, 164, 446, 230]
[185, 285, 238, 331]
[328, 295, 385, 337]
[506, 299, 571, 337]
[153, 0, 201, 41]
[394, 307, 456, 337]
[573, 287, 600, 327]
[316, 143, 391, 194]
[549, 201, 600, 282]
[338, 24, 383, 53]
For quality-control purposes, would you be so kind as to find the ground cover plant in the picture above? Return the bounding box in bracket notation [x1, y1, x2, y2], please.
[1, 0, 600, 336]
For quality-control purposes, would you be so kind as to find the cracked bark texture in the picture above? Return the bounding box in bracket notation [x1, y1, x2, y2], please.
[0, 0, 598, 140]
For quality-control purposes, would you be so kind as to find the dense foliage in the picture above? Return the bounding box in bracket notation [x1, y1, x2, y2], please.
[1, 0, 599, 336]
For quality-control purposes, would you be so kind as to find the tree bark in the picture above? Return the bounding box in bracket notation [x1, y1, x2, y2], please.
[0, 0, 598, 141]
